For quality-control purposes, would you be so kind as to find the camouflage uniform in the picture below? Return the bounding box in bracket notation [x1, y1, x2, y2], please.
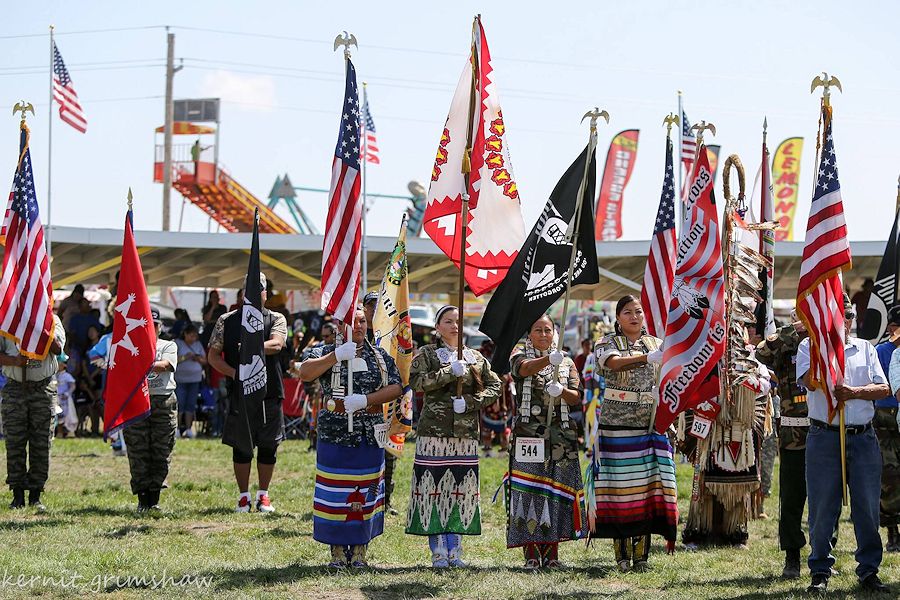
[0, 316, 64, 497]
[506, 349, 584, 563]
[123, 339, 178, 495]
[755, 324, 808, 553]
[406, 342, 501, 537]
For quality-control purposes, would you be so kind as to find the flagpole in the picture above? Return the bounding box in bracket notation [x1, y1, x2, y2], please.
[677, 90, 684, 224]
[648, 114, 679, 434]
[812, 72, 848, 506]
[455, 15, 480, 396]
[46, 25, 54, 261]
[556, 108, 607, 386]
[334, 31, 359, 432]
[361, 82, 369, 298]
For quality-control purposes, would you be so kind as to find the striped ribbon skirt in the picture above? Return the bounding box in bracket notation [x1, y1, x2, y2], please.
[591, 427, 678, 541]
[313, 439, 385, 546]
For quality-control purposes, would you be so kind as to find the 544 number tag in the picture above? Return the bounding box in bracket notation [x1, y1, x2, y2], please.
[515, 437, 545, 463]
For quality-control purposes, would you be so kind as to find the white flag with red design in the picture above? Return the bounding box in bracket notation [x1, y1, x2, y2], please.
[423, 17, 525, 296]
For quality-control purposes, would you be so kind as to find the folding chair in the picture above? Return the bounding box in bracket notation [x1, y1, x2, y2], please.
[282, 378, 309, 439]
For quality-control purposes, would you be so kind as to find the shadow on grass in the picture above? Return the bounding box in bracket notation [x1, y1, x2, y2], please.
[0, 518, 65, 530]
[58, 506, 134, 517]
[202, 564, 510, 590]
[100, 524, 152, 538]
[359, 581, 441, 599]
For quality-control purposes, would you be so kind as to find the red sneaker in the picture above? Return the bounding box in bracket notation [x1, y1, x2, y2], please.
[236, 495, 251, 513]
[256, 494, 275, 514]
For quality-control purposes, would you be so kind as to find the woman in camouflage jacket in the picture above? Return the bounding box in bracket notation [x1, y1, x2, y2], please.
[506, 314, 585, 569]
[406, 305, 501, 568]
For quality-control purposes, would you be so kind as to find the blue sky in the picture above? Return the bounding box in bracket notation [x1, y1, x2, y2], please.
[4, 1, 899, 241]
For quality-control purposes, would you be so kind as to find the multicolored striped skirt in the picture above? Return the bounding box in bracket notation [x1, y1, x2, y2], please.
[313, 439, 385, 546]
[406, 436, 481, 536]
[591, 427, 678, 541]
[506, 457, 585, 547]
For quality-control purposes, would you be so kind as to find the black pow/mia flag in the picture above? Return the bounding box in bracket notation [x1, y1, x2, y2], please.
[236, 208, 267, 454]
[480, 143, 599, 374]
[859, 205, 900, 344]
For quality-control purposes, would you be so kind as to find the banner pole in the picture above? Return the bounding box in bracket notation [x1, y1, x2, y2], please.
[556, 108, 607, 383]
[455, 15, 480, 398]
[47, 26, 54, 260]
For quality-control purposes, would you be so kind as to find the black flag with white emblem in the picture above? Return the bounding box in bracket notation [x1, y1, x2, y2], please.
[859, 205, 900, 343]
[236, 208, 267, 454]
[480, 143, 599, 374]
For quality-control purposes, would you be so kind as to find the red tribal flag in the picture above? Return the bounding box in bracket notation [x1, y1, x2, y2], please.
[423, 16, 525, 296]
[321, 58, 363, 324]
[796, 106, 852, 422]
[641, 136, 677, 338]
[0, 120, 55, 359]
[654, 146, 726, 433]
[104, 206, 154, 435]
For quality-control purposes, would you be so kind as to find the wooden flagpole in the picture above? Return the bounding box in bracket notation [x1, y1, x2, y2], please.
[811, 72, 847, 505]
[555, 107, 608, 383]
[455, 15, 480, 398]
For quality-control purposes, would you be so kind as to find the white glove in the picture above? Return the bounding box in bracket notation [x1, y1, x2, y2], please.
[343, 393, 368, 414]
[549, 350, 565, 366]
[646, 350, 663, 365]
[452, 396, 466, 414]
[545, 381, 564, 398]
[450, 359, 466, 377]
[334, 341, 357, 362]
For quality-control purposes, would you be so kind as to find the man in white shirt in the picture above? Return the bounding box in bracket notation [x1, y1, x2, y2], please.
[797, 295, 890, 595]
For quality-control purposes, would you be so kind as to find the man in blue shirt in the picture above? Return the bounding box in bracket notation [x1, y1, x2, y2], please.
[798, 295, 891, 595]
[875, 307, 900, 553]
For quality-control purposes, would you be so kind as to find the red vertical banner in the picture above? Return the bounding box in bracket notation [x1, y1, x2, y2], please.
[595, 129, 639, 241]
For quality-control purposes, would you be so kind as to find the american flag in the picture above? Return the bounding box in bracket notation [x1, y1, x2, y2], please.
[361, 88, 380, 165]
[681, 109, 696, 166]
[654, 146, 726, 434]
[52, 41, 87, 133]
[641, 137, 677, 338]
[321, 59, 363, 324]
[0, 124, 55, 359]
[796, 109, 852, 422]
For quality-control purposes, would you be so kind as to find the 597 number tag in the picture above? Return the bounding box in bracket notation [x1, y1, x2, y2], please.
[515, 437, 545, 463]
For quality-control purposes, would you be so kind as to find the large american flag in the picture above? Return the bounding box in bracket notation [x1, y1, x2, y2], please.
[641, 137, 677, 338]
[0, 125, 55, 359]
[52, 41, 87, 133]
[361, 88, 380, 165]
[321, 59, 363, 324]
[796, 109, 852, 422]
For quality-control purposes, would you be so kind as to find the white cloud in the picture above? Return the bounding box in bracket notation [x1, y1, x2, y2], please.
[200, 70, 276, 112]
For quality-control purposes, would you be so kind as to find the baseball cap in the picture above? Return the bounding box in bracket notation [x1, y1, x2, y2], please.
[363, 291, 379, 306]
[151, 308, 161, 323]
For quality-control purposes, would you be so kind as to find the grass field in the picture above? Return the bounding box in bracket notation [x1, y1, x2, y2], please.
[0, 437, 897, 599]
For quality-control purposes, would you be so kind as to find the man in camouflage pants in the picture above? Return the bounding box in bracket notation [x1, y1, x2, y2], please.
[122, 309, 178, 512]
[876, 307, 900, 552]
[0, 315, 65, 511]
[756, 314, 809, 578]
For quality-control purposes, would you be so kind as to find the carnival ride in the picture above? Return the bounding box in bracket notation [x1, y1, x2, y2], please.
[153, 123, 426, 237]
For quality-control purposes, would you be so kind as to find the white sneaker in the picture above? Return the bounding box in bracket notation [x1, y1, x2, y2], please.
[255, 494, 275, 514]
[182, 429, 195, 439]
[236, 495, 251, 513]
